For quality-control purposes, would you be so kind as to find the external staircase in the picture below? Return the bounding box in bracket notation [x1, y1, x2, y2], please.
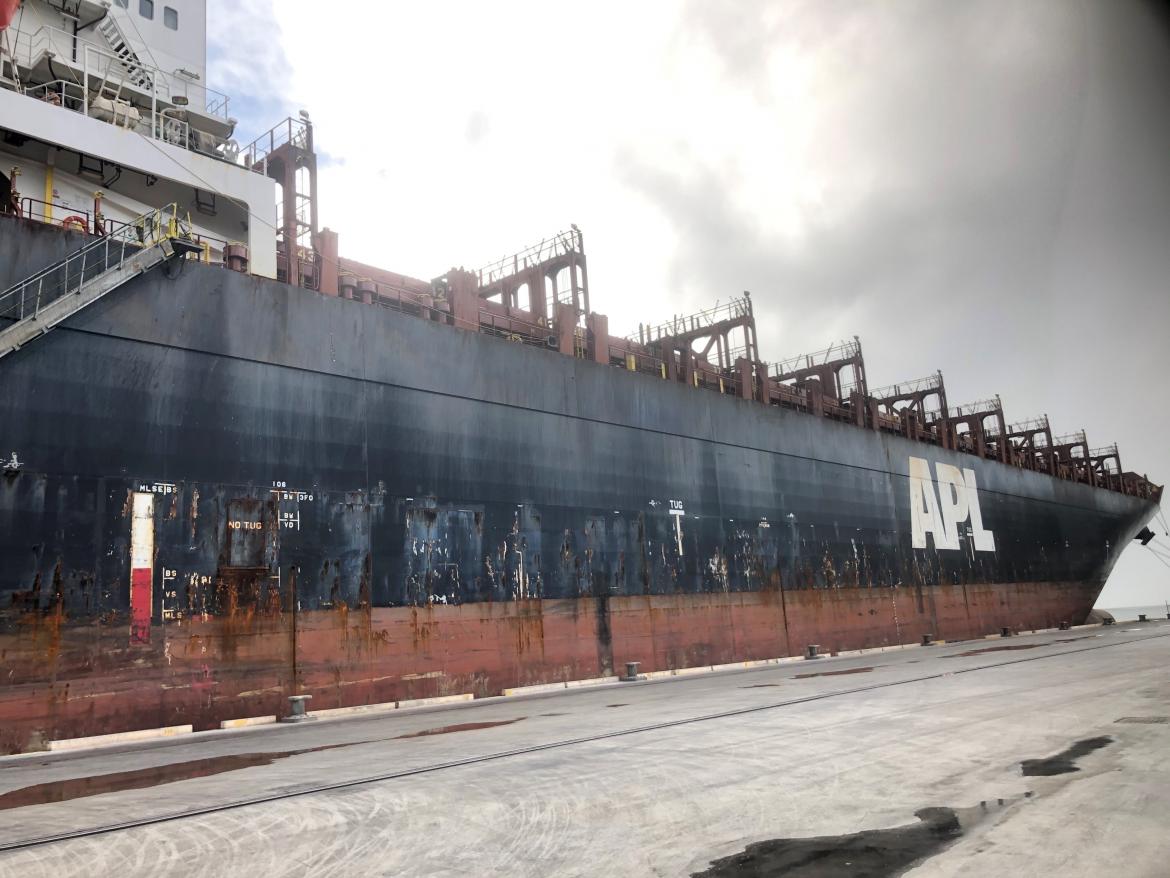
[96, 15, 155, 92]
[0, 205, 200, 361]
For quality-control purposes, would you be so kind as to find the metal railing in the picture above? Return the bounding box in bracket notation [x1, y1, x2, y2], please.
[869, 371, 944, 400]
[949, 395, 1002, 418]
[478, 309, 557, 349]
[768, 381, 809, 408]
[0, 203, 186, 322]
[605, 340, 667, 377]
[1091, 445, 1121, 474]
[22, 79, 87, 113]
[770, 338, 862, 378]
[8, 25, 231, 121]
[636, 295, 753, 345]
[1053, 430, 1087, 448]
[19, 197, 93, 232]
[477, 227, 584, 287]
[192, 231, 231, 265]
[5, 25, 237, 162]
[723, 344, 752, 364]
[988, 414, 1047, 442]
[1006, 414, 1050, 434]
[240, 117, 312, 175]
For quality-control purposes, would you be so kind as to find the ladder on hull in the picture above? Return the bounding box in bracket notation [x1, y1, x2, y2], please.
[0, 204, 199, 361]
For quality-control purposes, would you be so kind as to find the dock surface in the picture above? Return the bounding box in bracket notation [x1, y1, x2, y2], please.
[1, 621, 1168, 877]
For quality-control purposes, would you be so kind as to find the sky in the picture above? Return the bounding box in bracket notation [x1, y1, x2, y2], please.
[209, 0, 1170, 608]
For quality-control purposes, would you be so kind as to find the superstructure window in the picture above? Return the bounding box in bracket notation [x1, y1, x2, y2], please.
[164, 6, 178, 29]
[113, 0, 128, 7]
[140, 0, 154, 19]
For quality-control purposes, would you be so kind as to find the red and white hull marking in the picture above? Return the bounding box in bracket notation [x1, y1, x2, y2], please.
[130, 492, 154, 644]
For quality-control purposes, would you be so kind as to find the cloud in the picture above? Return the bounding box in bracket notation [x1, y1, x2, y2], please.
[464, 111, 491, 146]
[205, 0, 298, 139]
[619, 1, 1094, 361]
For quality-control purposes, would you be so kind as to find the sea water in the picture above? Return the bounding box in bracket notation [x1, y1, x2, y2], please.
[1098, 604, 1170, 621]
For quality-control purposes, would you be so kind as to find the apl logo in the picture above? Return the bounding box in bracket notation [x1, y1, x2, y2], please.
[909, 456, 996, 552]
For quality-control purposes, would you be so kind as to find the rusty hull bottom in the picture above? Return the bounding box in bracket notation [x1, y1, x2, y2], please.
[0, 580, 1094, 753]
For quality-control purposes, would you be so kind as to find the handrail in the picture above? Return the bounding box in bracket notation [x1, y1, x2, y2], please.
[869, 372, 944, 400]
[771, 338, 862, 377]
[0, 204, 189, 322]
[8, 24, 231, 120]
[477, 227, 584, 287]
[20, 197, 92, 232]
[4, 23, 240, 164]
[1053, 430, 1087, 447]
[1006, 415, 1050, 434]
[240, 117, 311, 173]
[22, 79, 87, 112]
[636, 295, 752, 344]
[949, 395, 1002, 418]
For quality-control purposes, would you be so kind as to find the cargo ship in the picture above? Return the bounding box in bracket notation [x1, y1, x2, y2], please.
[0, 0, 1160, 754]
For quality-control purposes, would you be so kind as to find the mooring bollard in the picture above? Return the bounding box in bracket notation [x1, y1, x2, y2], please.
[621, 661, 641, 682]
[1000, 627, 1011, 638]
[1138, 614, 1147, 622]
[921, 633, 933, 646]
[805, 644, 821, 660]
[280, 694, 314, 723]
[1058, 621, 1070, 631]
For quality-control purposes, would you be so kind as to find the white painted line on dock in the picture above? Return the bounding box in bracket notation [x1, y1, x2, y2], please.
[48, 724, 193, 752]
[503, 678, 618, 696]
[310, 703, 399, 720]
[311, 693, 475, 719]
[396, 694, 476, 710]
[219, 716, 277, 730]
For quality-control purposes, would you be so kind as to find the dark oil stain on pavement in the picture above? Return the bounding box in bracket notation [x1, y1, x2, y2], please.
[948, 636, 1091, 659]
[1020, 736, 1113, 776]
[740, 684, 781, 689]
[945, 644, 1042, 657]
[0, 741, 360, 811]
[692, 807, 964, 877]
[606, 703, 629, 708]
[793, 666, 874, 680]
[2, 718, 533, 809]
[691, 794, 1036, 878]
[394, 718, 525, 739]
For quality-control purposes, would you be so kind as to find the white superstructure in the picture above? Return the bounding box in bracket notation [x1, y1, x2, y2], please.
[104, 0, 208, 86]
[0, 0, 277, 276]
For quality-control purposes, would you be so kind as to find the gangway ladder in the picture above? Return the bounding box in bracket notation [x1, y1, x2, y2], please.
[0, 204, 201, 361]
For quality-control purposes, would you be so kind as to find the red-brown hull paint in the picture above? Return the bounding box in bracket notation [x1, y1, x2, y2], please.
[0, 581, 1096, 753]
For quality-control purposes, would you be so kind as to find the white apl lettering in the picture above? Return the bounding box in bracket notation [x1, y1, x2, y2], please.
[909, 456, 995, 552]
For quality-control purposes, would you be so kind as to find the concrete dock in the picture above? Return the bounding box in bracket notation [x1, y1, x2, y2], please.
[1, 620, 1167, 877]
